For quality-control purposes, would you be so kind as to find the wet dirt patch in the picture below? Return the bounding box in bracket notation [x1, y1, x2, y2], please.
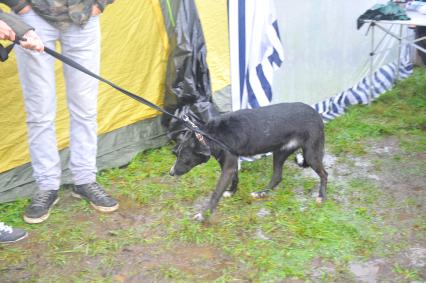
[309, 257, 338, 281]
[344, 137, 425, 282]
[287, 136, 426, 282]
[66, 193, 150, 236]
[111, 243, 234, 282]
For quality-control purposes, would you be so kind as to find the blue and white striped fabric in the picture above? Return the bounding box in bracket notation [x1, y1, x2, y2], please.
[229, 0, 284, 111]
[313, 45, 413, 122]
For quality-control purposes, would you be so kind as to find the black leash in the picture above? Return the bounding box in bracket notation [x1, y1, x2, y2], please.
[43, 46, 171, 117]
[7, 40, 238, 155]
[0, 42, 15, 62]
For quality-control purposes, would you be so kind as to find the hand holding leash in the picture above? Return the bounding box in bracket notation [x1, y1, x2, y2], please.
[0, 20, 16, 41]
[0, 20, 44, 61]
[19, 30, 44, 52]
[0, 19, 43, 52]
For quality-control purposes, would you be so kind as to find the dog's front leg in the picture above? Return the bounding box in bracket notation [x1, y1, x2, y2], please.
[194, 153, 238, 221]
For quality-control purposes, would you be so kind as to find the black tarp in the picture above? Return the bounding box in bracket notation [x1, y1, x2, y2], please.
[160, 0, 213, 131]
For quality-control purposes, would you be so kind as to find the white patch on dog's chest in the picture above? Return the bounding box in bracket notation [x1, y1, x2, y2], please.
[281, 139, 299, 151]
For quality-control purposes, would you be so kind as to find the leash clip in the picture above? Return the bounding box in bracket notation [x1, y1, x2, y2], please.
[182, 114, 196, 128]
[182, 114, 207, 145]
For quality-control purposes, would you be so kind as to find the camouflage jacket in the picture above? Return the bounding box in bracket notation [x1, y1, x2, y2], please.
[0, 0, 114, 31]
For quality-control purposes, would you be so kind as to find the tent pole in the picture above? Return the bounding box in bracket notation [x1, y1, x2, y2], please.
[397, 24, 403, 81]
[369, 23, 375, 105]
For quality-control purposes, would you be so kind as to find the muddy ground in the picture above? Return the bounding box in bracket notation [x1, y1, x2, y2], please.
[1, 135, 425, 283]
[301, 137, 426, 282]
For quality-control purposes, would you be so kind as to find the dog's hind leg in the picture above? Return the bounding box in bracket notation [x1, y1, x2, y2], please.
[223, 171, 239, 198]
[303, 146, 328, 203]
[217, 156, 239, 198]
[251, 149, 291, 198]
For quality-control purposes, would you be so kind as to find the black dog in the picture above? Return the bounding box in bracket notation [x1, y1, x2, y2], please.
[169, 102, 328, 221]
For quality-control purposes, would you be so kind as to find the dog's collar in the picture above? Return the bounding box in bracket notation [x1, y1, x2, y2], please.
[180, 113, 238, 155]
[182, 114, 208, 145]
[195, 133, 207, 145]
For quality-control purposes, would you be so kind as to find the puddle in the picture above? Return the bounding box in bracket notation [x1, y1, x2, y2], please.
[405, 247, 426, 268]
[255, 227, 270, 240]
[349, 260, 383, 283]
[257, 208, 271, 218]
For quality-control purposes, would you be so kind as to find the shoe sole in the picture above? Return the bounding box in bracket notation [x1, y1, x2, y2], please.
[71, 192, 119, 213]
[23, 198, 59, 224]
[0, 232, 28, 244]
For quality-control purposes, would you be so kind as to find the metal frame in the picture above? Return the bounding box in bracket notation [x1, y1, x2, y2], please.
[364, 11, 426, 104]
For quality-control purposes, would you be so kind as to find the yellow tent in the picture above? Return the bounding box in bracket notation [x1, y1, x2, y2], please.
[0, 0, 229, 201]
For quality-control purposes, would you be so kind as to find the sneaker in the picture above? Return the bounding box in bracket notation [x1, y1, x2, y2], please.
[24, 190, 59, 224]
[0, 222, 28, 244]
[72, 182, 119, 212]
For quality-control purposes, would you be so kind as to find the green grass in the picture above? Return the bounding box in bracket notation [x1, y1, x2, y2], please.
[394, 264, 422, 281]
[326, 68, 426, 155]
[1, 68, 425, 282]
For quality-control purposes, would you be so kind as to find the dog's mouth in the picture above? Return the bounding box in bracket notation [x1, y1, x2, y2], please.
[169, 165, 178, 176]
[169, 164, 188, 176]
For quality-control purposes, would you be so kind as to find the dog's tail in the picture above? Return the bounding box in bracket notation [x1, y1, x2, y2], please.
[295, 152, 309, 168]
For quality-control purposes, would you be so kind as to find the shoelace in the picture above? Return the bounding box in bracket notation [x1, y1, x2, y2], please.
[0, 222, 13, 234]
[32, 191, 53, 208]
[87, 184, 109, 199]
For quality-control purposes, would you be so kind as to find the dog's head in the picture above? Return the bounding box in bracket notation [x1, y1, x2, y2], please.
[168, 102, 220, 176]
[169, 130, 211, 176]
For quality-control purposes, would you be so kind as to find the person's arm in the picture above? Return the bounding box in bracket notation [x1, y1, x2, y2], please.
[0, 10, 32, 38]
[0, 10, 44, 52]
[93, 0, 114, 13]
[0, 0, 28, 14]
[0, 18, 16, 41]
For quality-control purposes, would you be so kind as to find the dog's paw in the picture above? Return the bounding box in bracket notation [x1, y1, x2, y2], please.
[315, 197, 324, 204]
[222, 191, 234, 198]
[295, 153, 305, 166]
[251, 191, 268, 199]
[193, 212, 206, 222]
